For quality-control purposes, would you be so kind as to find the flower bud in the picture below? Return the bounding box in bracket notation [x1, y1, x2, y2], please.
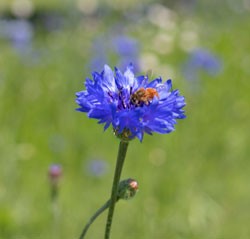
[117, 178, 139, 200]
[48, 164, 62, 183]
[48, 164, 62, 200]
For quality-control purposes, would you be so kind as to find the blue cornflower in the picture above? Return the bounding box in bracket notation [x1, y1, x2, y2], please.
[76, 64, 186, 141]
[112, 35, 140, 72]
[86, 159, 109, 178]
[0, 19, 33, 51]
[182, 48, 221, 81]
[89, 33, 140, 73]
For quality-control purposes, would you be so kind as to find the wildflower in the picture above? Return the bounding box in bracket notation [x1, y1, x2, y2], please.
[117, 178, 139, 200]
[48, 164, 62, 200]
[76, 64, 186, 142]
[89, 33, 140, 73]
[86, 159, 108, 177]
[0, 19, 33, 51]
[48, 164, 62, 185]
[112, 35, 140, 72]
[182, 48, 221, 81]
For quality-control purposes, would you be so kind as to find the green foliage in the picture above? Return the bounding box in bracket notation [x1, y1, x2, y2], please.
[0, 1, 250, 238]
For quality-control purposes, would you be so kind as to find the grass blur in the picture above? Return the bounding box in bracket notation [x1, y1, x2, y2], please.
[0, 0, 250, 238]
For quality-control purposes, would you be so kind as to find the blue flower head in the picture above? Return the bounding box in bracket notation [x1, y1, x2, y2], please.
[76, 64, 186, 141]
[182, 48, 221, 81]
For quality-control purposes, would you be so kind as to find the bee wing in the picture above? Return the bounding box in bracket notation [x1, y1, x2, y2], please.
[156, 83, 171, 100]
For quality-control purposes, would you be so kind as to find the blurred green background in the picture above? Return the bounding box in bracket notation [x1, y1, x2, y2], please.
[0, 0, 250, 238]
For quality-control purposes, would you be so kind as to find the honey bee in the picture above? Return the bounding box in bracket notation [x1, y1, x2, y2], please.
[130, 87, 159, 106]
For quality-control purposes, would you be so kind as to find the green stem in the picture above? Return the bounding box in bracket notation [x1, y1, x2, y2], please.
[79, 199, 115, 239]
[104, 141, 129, 239]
